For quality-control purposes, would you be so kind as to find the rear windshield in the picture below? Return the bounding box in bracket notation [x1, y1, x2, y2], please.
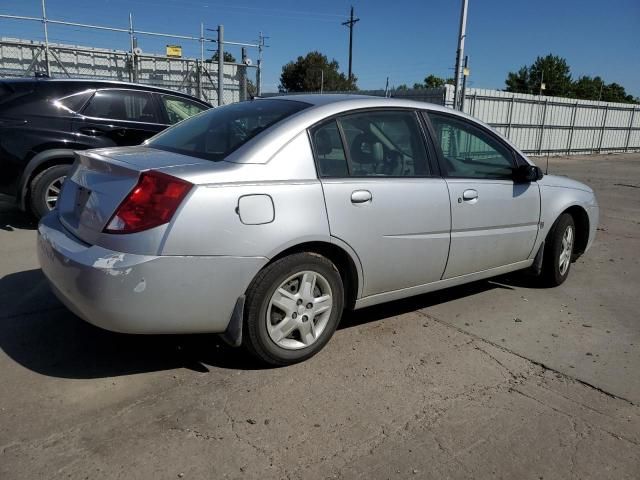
[0, 82, 32, 106]
[0, 83, 13, 100]
[147, 99, 309, 161]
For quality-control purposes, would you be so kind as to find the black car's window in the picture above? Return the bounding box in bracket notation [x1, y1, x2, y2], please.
[310, 120, 349, 177]
[0, 82, 32, 106]
[160, 94, 208, 124]
[337, 110, 431, 177]
[428, 112, 515, 179]
[82, 89, 161, 123]
[55, 90, 94, 113]
[147, 99, 309, 162]
[0, 83, 13, 101]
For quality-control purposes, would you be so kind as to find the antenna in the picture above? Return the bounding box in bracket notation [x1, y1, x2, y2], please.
[545, 150, 550, 175]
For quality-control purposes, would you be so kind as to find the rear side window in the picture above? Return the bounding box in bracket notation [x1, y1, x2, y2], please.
[161, 95, 208, 124]
[55, 90, 93, 113]
[82, 89, 161, 123]
[338, 111, 431, 177]
[147, 99, 309, 162]
[310, 120, 349, 177]
[0, 83, 13, 102]
[0, 82, 33, 108]
[310, 110, 432, 178]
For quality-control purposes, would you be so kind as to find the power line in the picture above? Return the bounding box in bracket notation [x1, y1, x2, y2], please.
[105, 0, 349, 20]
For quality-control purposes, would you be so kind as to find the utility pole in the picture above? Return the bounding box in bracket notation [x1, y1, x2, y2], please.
[453, 0, 468, 110]
[460, 56, 469, 111]
[240, 47, 248, 101]
[41, 0, 51, 76]
[384, 76, 389, 97]
[257, 32, 269, 97]
[342, 6, 360, 85]
[217, 24, 224, 106]
[128, 13, 136, 82]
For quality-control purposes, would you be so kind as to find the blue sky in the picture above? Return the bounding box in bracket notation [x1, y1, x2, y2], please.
[2, 0, 639, 96]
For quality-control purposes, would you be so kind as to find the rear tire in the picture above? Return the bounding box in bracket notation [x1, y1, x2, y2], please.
[29, 164, 70, 219]
[541, 213, 575, 287]
[243, 252, 344, 366]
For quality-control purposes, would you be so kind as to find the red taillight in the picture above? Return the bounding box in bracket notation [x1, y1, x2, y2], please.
[104, 170, 192, 234]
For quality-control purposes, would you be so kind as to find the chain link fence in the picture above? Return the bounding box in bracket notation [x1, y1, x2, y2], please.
[0, 37, 259, 105]
[0, 3, 265, 106]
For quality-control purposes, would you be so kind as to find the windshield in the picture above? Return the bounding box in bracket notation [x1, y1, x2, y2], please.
[147, 99, 310, 161]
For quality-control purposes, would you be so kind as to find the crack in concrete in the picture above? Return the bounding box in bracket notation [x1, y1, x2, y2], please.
[472, 343, 520, 381]
[419, 310, 638, 406]
[510, 387, 640, 448]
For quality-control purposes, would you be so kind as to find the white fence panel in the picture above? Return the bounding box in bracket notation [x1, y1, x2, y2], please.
[458, 86, 639, 155]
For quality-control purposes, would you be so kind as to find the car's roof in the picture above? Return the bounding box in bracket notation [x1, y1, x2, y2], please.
[268, 93, 454, 114]
[0, 77, 211, 105]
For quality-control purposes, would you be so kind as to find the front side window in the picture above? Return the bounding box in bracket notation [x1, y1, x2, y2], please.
[161, 94, 208, 124]
[147, 99, 309, 162]
[338, 110, 430, 177]
[82, 89, 160, 123]
[428, 113, 515, 179]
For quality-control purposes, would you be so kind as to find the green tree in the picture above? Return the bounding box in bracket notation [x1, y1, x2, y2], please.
[601, 82, 636, 103]
[570, 75, 604, 100]
[424, 74, 454, 88]
[211, 51, 237, 63]
[570, 76, 636, 103]
[411, 75, 455, 89]
[505, 66, 531, 94]
[506, 54, 572, 96]
[279, 51, 357, 92]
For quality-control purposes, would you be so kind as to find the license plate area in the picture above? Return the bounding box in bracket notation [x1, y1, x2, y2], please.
[73, 185, 92, 217]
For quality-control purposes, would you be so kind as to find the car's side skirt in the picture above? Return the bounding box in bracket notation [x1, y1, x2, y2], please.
[354, 259, 534, 310]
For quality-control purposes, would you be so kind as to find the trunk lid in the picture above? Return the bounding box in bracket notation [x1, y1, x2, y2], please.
[57, 147, 209, 247]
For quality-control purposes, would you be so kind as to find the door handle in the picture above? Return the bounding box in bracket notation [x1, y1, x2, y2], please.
[79, 126, 126, 137]
[79, 126, 107, 136]
[351, 190, 372, 204]
[462, 189, 478, 201]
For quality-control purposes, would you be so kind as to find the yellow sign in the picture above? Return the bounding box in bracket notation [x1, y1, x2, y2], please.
[166, 45, 182, 58]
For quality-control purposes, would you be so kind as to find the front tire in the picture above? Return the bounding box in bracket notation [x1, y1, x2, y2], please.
[29, 164, 70, 219]
[243, 252, 344, 366]
[541, 213, 575, 287]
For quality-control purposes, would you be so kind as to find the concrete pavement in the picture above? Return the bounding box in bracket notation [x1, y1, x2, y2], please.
[1, 154, 639, 479]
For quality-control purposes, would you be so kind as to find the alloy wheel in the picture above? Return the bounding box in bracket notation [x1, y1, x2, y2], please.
[558, 225, 574, 276]
[45, 176, 66, 211]
[266, 270, 333, 350]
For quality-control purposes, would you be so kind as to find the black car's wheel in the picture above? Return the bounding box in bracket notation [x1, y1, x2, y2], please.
[243, 252, 344, 366]
[29, 164, 70, 219]
[541, 213, 575, 287]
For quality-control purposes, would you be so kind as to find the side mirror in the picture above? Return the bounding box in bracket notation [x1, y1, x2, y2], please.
[513, 164, 543, 183]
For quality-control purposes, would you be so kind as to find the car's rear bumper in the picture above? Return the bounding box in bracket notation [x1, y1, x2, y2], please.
[37, 212, 267, 334]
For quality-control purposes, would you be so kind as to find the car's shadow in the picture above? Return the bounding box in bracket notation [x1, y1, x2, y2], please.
[0, 196, 37, 231]
[0, 267, 533, 380]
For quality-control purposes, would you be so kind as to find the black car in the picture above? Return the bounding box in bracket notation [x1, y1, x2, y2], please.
[0, 78, 211, 218]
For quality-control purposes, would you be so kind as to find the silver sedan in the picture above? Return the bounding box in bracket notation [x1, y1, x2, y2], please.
[37, 95, 599, 365]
